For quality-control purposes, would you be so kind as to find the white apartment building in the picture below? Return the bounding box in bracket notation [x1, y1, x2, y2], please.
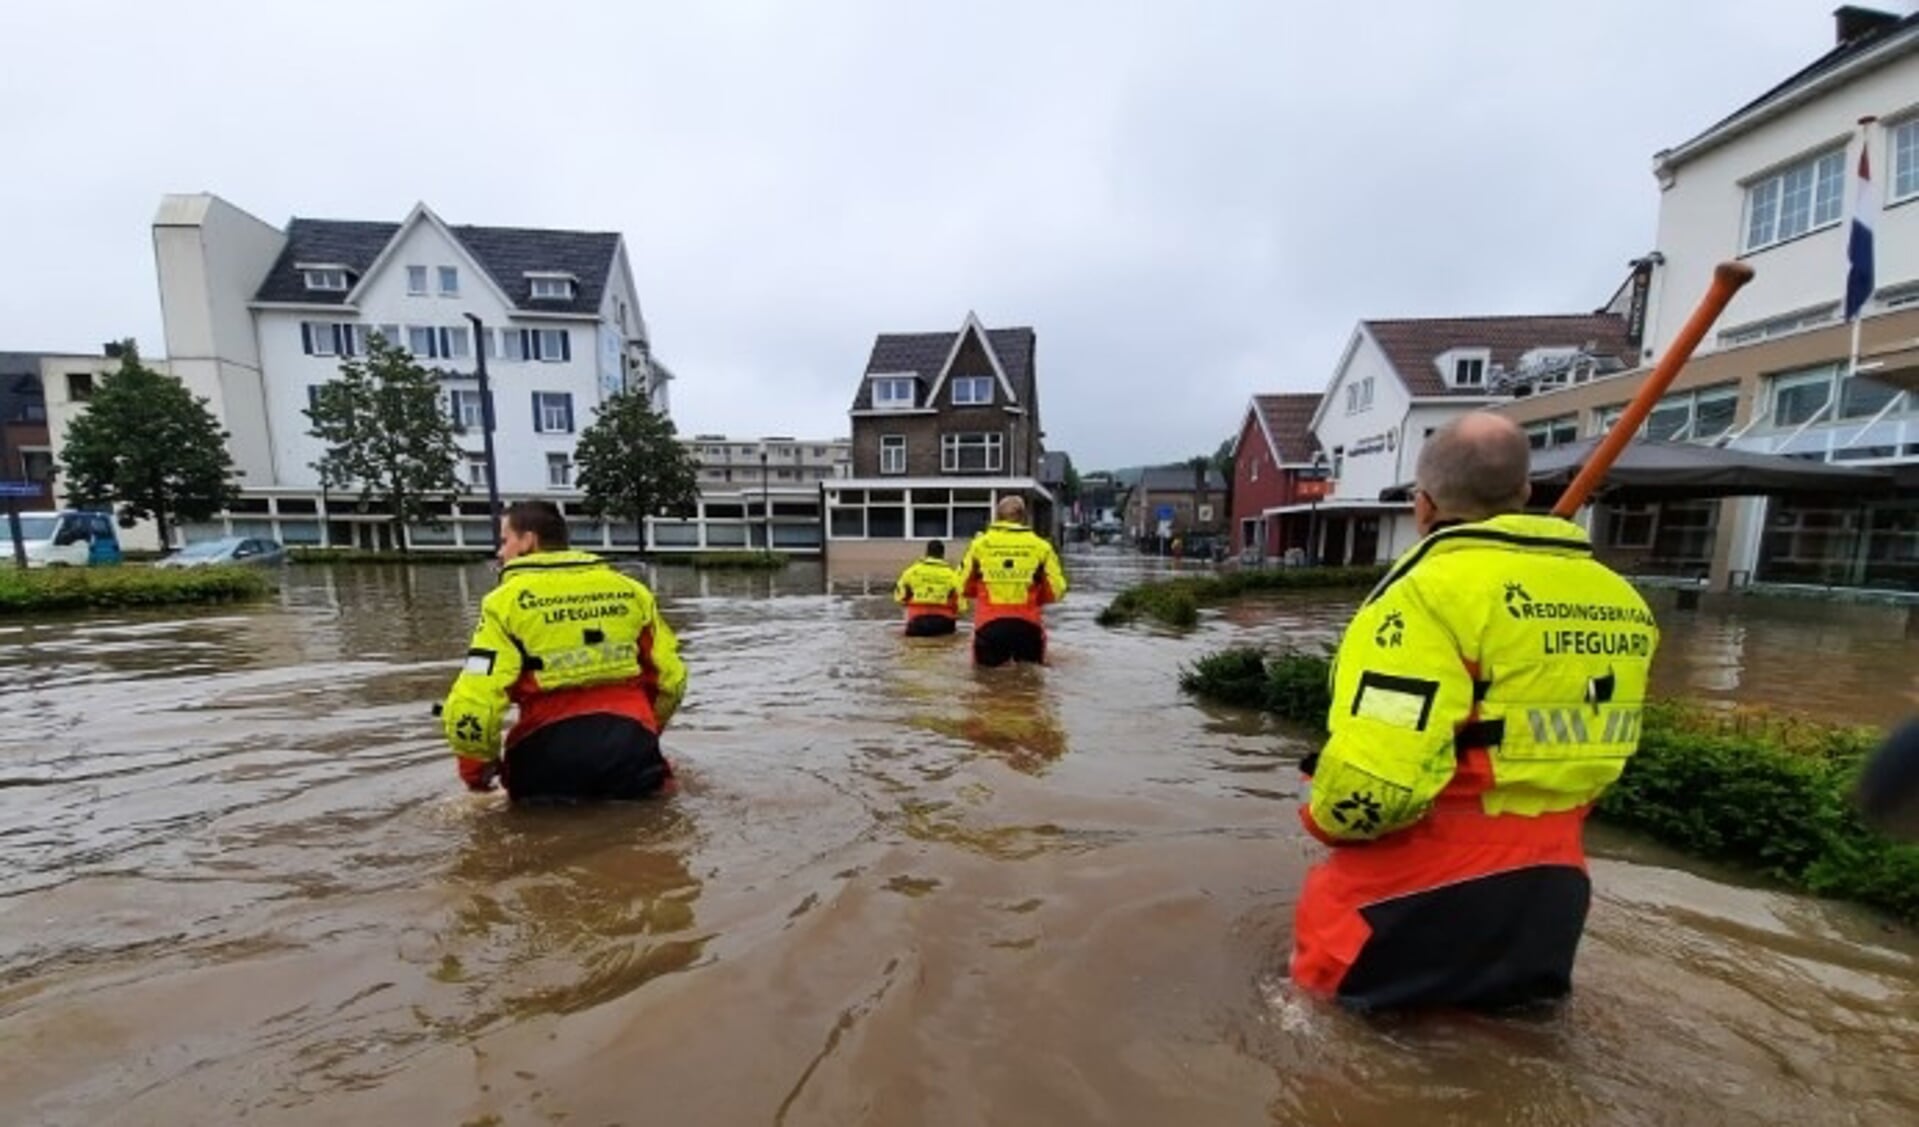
[1498, 7, 1919, 593]
[643, 435, 850, 555]
[151, 194, 669, 550]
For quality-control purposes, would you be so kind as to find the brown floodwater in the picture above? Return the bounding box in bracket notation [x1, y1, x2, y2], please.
[3, 551, 1917, 1125]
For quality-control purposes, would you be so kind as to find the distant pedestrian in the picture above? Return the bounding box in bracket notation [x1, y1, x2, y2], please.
[959, 496, 1068, 667]
[894, 540, 966, 636]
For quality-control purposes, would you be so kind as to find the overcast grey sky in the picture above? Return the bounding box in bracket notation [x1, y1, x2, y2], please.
[0, 1, 1898, 468]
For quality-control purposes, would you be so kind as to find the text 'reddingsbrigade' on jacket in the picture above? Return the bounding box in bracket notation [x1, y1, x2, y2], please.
[959, 522, 1068, 624]
[1307, 514, 1659, 842]
[441, 550, 687, 762]
[894, 558, 968, 617]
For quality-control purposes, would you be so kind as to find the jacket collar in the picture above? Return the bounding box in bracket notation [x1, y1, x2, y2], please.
[987, 520, 1031, 532]
[501, 549, 606, 574]
[1365, 513, 1591, 606]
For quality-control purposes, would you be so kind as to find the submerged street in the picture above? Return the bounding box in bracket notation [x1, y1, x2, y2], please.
[3, 554, 1917, 1125]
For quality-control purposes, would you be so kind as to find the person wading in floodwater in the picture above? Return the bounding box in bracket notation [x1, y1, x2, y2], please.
[441, 500, 687, 801]
[894, 539, 967, 636]
[1292, 413, 1659, 1012]
[958, 495, 1068, 667]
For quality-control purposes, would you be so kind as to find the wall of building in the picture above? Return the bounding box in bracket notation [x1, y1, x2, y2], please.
[152, 194, 287, 485]
[1646, 54, 1919, 359]
[40, 353, 166, 551]
[851, 403, 1031, 478]
[1230, 412, 1294, 555]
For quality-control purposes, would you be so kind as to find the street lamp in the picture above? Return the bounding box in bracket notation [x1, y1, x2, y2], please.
[759, 442, 771, 555]
[463, 313, 504, 553]
[1306, 450, 1328, 567]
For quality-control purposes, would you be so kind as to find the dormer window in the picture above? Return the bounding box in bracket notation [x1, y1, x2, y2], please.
[1437, 348, 1491, 389]
[952, 375, 993, 405]
[872, 376, 917, 409]
[526, 273, 577, 300]
[300, 265, 350, 292]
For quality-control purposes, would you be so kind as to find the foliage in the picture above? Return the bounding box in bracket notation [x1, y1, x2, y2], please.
[59, 341, 240, 546]
[574, 387, 699, 543]
[0, 564, 271, 615]
[306, 334, 462, 553]
[289, 547, 491, 565]
[653, 550, 790, 571]
[1179, 647, 1919, 921]
[1097, 565, 1385, 628]
[1061, 463, 1083, 505]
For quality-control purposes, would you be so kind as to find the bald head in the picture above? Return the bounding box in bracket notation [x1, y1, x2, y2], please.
[1415, 413, 1531, 523]
[996, 495, 1027, 522]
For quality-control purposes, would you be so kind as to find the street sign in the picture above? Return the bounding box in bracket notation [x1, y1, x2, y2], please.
[1296, 479, 1333, 501]
[1155, 505, 1175, 521]
[0, 481, 41, 498]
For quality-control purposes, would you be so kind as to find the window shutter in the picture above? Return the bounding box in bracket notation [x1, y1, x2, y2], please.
[301, 323, 313, 355]
[447, 391, 460, 427]
[559, 331, 572, 362]
[531, 392, 543, 433]
[562, 394, 574, 433]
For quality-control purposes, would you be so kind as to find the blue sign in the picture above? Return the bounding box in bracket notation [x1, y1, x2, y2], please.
[1155, 505, 1175, 521]
[0, 481, 41, 498]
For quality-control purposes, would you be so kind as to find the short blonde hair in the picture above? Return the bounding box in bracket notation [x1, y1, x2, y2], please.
[996, 495, 1027, 521]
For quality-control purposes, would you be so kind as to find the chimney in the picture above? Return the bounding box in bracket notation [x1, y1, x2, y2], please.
[1834, 6, 1899, 45]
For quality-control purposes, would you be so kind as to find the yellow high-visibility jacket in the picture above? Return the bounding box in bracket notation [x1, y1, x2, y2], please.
[958, 521, 1067, 626]
[442, 550, 686, 762]
[1306, 514, 1659, 841]
[894, 557, 968, 617]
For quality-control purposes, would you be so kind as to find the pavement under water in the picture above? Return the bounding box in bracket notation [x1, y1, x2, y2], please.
[2, 551, 1916, 1125]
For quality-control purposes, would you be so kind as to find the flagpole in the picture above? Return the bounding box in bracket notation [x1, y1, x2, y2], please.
[1846, 114, 1878, 379]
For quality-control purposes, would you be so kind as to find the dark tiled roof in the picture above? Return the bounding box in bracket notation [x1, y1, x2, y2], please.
[1364, 313, 1633, 398]
[254, 216, 619, 316]
[851, 324, 1037, 411]
[1136, 465, 1227, 492]
[1672, 11, 1919, 160]
[1251, 393, 1322, 464]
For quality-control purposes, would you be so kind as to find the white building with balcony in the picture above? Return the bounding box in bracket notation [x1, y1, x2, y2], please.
[151, 193, 670, 550]
[641, 435, 850, 555]
[1498, 7, 1919, 593]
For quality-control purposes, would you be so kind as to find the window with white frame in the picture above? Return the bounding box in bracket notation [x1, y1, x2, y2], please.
[303, 268, 349, 292]
[1331, 446, 1345, 479]
[1743, 149, 1844, 253]
[19, 447, 53, 483]
[533, 391, 574, 434]
[880, 435, 906, 475]
[547, 453, 573, 488]
[406, 325, 435, 357]
[438, 266, 459, 296]
[532, 328, 570, 362]
[1524, 415, 1580, 450]
[496, 329, 526, 362]
[302, 322, 340, 357]
[1346, 376, 1375, 414]
[1604, 503, 1656, 550]
[465, 454, 491, 489]
[1896, 118, 1919, 204]
[407, 265, 429, 295]
[1767, 363, 1909, 429]
[449, 388, 487, 431]
[941, 432, 1003, 472]
[952, 375, 993, 405]
[529, 276, 575, 300]
[1453, 356, 1486, 388]
[371, 323, 400, 348]
[872, 377, 917, 409]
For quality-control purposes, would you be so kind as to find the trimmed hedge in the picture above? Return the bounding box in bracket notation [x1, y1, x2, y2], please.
[289, 548, 492, 565]
[0, 565, 274, 615]
[1181, 646, 1919, 921]
[1098, 566, 1385, 628]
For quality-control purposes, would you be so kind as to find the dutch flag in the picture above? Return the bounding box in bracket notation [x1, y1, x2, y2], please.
[1844, 133, 1877, 322]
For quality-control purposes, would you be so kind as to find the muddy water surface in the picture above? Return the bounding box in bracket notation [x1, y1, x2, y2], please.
[3, 553, 1917, 1125]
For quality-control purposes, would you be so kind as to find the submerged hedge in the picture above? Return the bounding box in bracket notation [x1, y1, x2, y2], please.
[656, 550, 790, 571]
[1098, 565, 1386, 629]
[1181, 646, 1919, 921]
[289, 548, 491, 565]
[0, 565, 274, 615]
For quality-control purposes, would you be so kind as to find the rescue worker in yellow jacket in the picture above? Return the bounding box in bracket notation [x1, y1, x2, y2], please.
[1292, 413, 1658, 1012]
[442, 500, 686, 802]
[959, 496, 1068, 666]
[894, 540, 968, 636]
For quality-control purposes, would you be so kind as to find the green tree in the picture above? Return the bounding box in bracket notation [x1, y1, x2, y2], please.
[1062, 463, 1083, 506]
[574, 387, 699, 549]
[305, 333, 461, 553]
[60, 340, 239, 547]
